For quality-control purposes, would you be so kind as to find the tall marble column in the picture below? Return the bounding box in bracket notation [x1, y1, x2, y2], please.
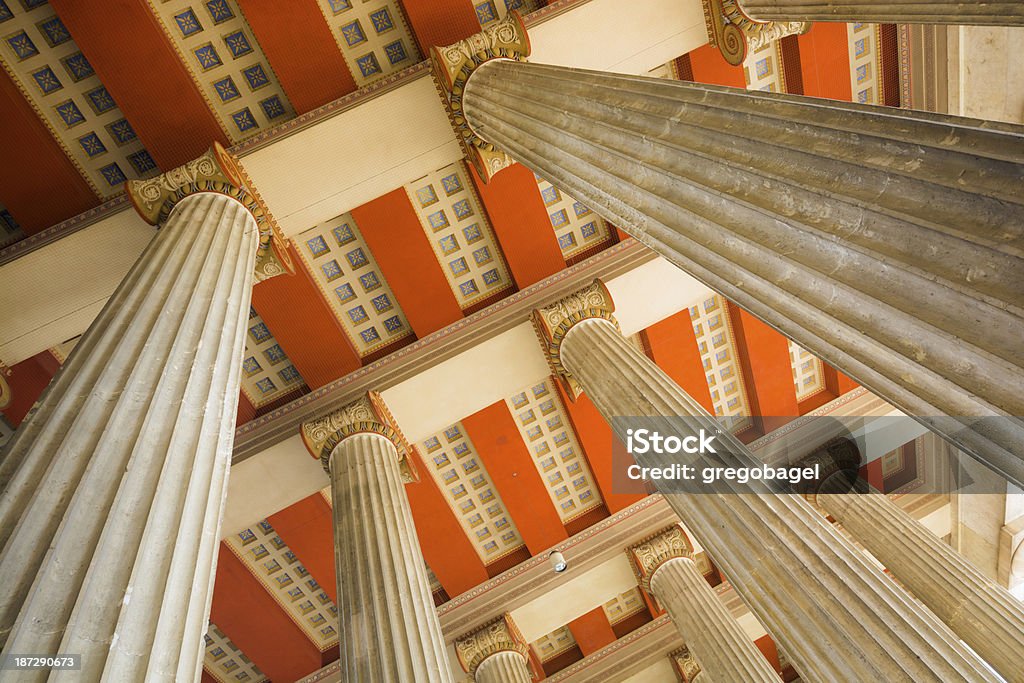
[531, 281, 999, 681]
[454, 614, 533, 683]
[802, 440, 1024, 682]
[628, 526, 778, 682]
[430, 15, 1024, 489]
[737, 0, 1024, 25]
[0, 144, 289, 680]
[301, 393, 453, 682]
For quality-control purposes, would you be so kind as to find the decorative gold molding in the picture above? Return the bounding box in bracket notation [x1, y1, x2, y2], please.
[670, 646, 703, 683]
[124, 142, 292, 282]
[454, 613, 530, 676]
[430, 13, 531, 182]
[702, 0, 809, 66]
[299, 391, 417, 482]
[531, 279, 617, 399]
[626, 524, 695, 593]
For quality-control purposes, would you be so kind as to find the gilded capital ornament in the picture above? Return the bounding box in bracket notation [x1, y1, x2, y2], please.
[532, 279, 617, 399]
[0, 371, 10, 411]
[430, 12, 530, 182]
[702, 0, 809, 66]
[454, 613, 531, 676]
[124, 142, 292, 282]
[300, 391, 418, 482]
[627, 524, 708, 593]
[670, 646, 703, 683]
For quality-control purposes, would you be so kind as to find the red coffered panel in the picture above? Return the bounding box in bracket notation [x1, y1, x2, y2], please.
[50, 0, 227, 169]
[236, 0, 356, 114]
[463, 401, 568, 554]
[469, 163, 566, 289]
[645, 310, 716, 414]
[0, 68, 97, 233]
[402, 0, 480, 57]
[267, 493, 337, 602]
[353, 188, 464, 338]
[797, 23, 853, 101]
[251, 244, 362, 389]
[687, 42, 745, 88]
[568, 607, 617, 656]
[210, 544, 327, 682]
[728, 306, 799, 432]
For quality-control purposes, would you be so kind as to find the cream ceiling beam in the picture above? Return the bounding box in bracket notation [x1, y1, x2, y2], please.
[0, 0, 710, 367]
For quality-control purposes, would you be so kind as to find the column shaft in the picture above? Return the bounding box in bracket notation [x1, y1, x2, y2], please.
[463, 58, 1024, 488]
[330, 433, 454, 682]
[737, 0, 1024, 25]
[0, 192, 258, 681]
[651, 557, 777, 682]
[558, 317, 997, 681]
[474, 651, 532, 683]
[819, 487, 1024, 682]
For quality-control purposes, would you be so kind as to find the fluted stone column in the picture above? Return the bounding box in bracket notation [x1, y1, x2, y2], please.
[431, 15, 1024, 489]
[738, 0, 1024, 26]
[531, 281, 1000, 681]
[802, 440, 1024, 682]
[0, 144, 290, 680]
[628, 526, 778, 682]
[302, 394, 453, 682]
[454, 614, 532, 683]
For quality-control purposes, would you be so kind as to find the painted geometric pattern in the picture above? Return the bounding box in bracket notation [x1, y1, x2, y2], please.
[474, 0, 540, 27]
[315, 0, 419, 87]
[240, 307, 305, 408]
[848, 22, 881, 104]
[420, 423, 525, 564]
[505, 378, 603, 523]
[147, 0, 294, 140]
[226, 520, 339, 649]
[202, 623, 267, 683]
[743, 40, 785, 93]
[531, 626, 577, 662]
[406, 162, 513, 309]
[534, 174, 611, 260]
[296, 213, 412, 356]
[0, 204, 24, 248]
[789, 340, 825, 402]
[601, 587, 646, 625]
[687, 295, 752, 433]
[0, 1, 156, 197]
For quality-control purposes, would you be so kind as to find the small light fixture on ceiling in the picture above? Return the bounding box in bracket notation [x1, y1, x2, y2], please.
[549, 550, 568, 573]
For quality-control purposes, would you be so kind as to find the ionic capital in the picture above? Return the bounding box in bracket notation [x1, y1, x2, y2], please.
[125, 142, 291, 282]
[627, 524, 696, 593]
[532, 279, 617, 399]
[795, 437, 864, 504]
[430, 12, 530, 182]
[300, 391, 417, 482]
[454, 613, 530, 676]
[702, 0, 809, 66]
[670, 646, 703, 683]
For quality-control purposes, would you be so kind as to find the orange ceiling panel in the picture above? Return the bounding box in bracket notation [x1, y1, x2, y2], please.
[267, 493, 337, 602]
[469, 163, 566, 289]
[251, 244, 362, 389]
[463, 401, 568, 555]
[568, 607, 617, 656]
[555, 384, 646, 514]
[50, 0, 227, 170]
[687, 42, 746, 88]
[353, 188, 464, 338]
[645, 310, 716, 415]
[235, 0, 356, 114]
[0, 68, 97, 234]
[402, 0, 480, 57]
[210, 544, 327, 682]
[797, 23, 854, 101]
[728, 305, 800, 433]
[404, 448, 490, 597]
